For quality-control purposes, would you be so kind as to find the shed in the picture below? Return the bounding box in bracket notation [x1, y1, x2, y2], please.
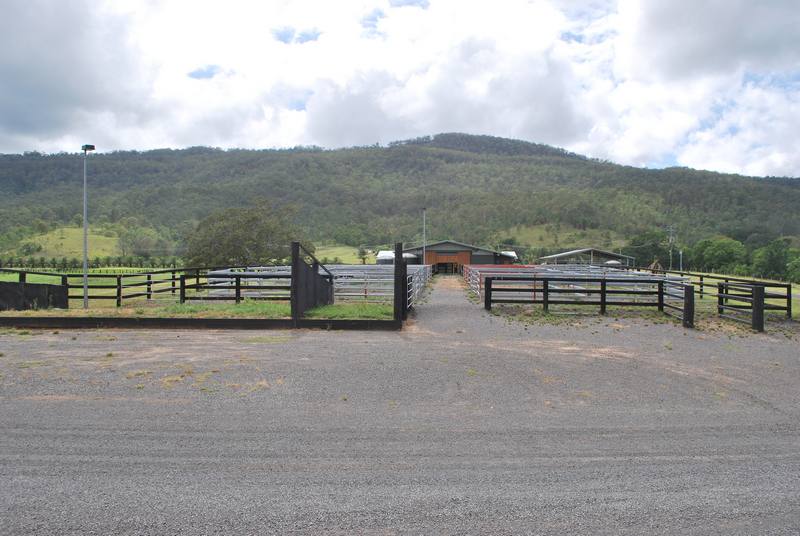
[404, 240, 516, 273]
[375, 250, 419, 265]
[538, 248, 635, 267]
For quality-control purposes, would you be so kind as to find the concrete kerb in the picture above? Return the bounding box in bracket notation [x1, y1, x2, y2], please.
[0, 316, 402, 331]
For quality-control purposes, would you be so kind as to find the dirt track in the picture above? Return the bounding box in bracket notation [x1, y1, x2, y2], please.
[1, 276, 799, 534]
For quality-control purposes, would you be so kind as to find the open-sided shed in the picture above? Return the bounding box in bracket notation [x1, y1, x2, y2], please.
[538, 248, 635, 267]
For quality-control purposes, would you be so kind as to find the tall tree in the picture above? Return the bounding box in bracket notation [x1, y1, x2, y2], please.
[183, 202, 310, 267]
[751, 239, 790, 279]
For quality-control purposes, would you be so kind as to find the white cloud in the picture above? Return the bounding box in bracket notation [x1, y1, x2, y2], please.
[0, 0, 799, 177]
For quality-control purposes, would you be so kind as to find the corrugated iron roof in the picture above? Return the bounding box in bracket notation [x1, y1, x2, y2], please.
[538, 248, 634, 261]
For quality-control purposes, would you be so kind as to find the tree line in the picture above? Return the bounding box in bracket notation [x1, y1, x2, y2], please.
[1, 133, 798, 279]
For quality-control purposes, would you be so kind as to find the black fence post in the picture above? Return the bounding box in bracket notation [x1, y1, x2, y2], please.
[484, 277, 493, 310]
[699, 275, 704, 299]
[717, 283, 724, 315]
[235, 276, 241, 304]
[600, 280, 607, 315]
[146, 274, 152, 300]
[657, 281, 664, 312]
[19, 271, 26, 283]
[179, 275, 186, 304]
[171, 271, 176, 294]
[786, 284, 792, 319]
[752, 285, 765, 332]
[683, 284, 695, 329]
[393, 242, 406, 322]
[116, 275, 122, 307]
[542, 280, 549, 312]
[290, 241, 300, 323]
[723, 278, 729, 307]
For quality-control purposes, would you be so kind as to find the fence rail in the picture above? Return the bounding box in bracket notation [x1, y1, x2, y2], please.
[0, 243, 336, 324]
[483, 275, 695, 328]
[716, 282, 766, 332]
[639, 268, 792, 320]
[181, 273, 291, 303]
[1, 243, 426, 325]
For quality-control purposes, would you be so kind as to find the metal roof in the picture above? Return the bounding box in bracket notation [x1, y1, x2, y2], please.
[538, 248, 635, 261]
[376, 250, 418, 259]
[404, 240, 515, 257]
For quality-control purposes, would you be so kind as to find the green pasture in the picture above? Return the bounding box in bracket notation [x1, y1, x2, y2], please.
[496, 224, 627, 250]
[3, 226, 120, 258]
[315, 244, 374, 264]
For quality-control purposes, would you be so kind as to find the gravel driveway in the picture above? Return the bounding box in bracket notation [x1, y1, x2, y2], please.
[1, 276, 799, 534]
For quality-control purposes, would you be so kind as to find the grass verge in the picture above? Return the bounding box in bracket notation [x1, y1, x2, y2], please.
[304, 303, 393, 320]
[0, 299, 395, 320]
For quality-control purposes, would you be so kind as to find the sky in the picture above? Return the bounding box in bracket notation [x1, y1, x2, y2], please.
[1, 0, 799, 177]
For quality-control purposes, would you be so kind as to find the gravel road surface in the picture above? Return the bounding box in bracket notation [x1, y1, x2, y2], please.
[1, 276, 799, 534]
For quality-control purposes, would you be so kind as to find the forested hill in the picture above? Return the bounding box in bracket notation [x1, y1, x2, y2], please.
[1, 132, 799, 250]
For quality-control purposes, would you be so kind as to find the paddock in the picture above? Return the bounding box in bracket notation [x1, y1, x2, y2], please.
[467, 263, 695, 326]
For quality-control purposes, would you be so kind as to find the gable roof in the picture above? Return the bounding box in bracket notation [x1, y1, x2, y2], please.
[538, 248, 635, 262]
[404, 240, 514, 257]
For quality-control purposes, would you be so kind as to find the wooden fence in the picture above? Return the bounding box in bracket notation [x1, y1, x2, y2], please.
[639, 268, 792, 320]
[0, 242, 335, 324]
[716, 282, 766, 332]
[483, 275, 696, 328]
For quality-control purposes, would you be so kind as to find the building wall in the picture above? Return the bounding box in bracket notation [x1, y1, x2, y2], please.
[425, 251, 472, 266]
[405, 242, 515, 266]
[471, 253, 496, 264]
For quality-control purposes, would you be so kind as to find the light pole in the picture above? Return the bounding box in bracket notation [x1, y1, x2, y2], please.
[82, 144, 95, 309]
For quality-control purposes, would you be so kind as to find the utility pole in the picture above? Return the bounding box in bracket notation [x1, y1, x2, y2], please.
[666, 224, 676, 270]
[422, 208, 426, 265]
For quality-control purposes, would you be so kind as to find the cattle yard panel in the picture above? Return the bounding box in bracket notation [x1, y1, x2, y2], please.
[181, 273, 291, 303]
[463, 264, 539, 297]
[464, 264, 682, 299]
[207, 264, 432, 307]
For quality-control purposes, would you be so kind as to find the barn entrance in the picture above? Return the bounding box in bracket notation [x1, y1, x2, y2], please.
[401, 240, 517, 274]
[436, 262, 459, 274]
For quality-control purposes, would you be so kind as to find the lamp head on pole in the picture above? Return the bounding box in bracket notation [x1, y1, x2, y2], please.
[81, 144, 95, 153]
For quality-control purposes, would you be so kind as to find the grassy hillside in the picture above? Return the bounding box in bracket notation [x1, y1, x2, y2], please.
[3, 227, 119, 258]
[315, 245, 375, 264]
[1, 133, 798, 253]
[496, 224, 627, 250]
[1, 226, 373, 267]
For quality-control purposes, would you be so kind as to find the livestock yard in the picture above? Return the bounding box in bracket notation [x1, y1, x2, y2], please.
[465, 263, 794, 332]
[0, 244, 432, 325]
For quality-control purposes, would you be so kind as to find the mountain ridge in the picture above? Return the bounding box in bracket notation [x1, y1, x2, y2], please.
[1, 133, 798, 253]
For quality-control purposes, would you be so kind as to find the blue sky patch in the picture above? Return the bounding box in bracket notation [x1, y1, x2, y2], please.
[743, 70, 800, 90]
[561, 31, 584, 43]
[287, 90, 313, 111]
[647, 154, 680, 169]
[296, 29, 321, 43]
[361, 8, 385, 35]
[188, 65, 222, 79]
[389, 0, 430, 8]
[272, 26, 296, 44]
